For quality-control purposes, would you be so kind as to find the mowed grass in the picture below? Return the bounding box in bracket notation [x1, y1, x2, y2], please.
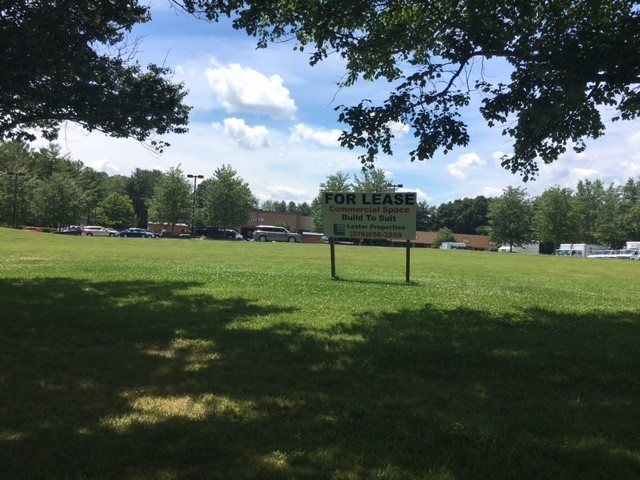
[0, 227, 639, 480]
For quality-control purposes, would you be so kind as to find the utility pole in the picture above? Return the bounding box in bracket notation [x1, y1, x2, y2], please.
[187, 174, 204, 236]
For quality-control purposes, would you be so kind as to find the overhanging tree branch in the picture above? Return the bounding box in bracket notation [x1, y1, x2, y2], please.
[174, 0, 639, 178]
[1, 1, 191, 148]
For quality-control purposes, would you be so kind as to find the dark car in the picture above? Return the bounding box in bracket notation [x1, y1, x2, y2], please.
[53, 226, 82, 235]
[196, 226, 239, 240]
[359, 238, 392, 247]
[119, 228, 155, 238]
[196, 226, 225, 239]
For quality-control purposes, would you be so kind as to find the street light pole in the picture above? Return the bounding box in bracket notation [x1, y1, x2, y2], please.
[7, 171, 26, 228]
[187, 174, 204, 236]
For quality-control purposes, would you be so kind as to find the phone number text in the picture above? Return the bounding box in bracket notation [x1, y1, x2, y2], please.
[349, 230, 405, 239]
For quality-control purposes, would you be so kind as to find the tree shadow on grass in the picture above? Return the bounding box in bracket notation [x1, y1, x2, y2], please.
[1, 278, 639, 479]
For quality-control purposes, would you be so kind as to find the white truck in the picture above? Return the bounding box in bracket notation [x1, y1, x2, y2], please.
[625, 241, 640, 250]
[555, 243, 607, 257]
[440, 242, 467, 250]
[498, 243, 539, 254]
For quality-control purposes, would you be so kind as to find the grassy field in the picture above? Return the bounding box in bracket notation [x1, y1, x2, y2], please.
[1, 227, 639, 480]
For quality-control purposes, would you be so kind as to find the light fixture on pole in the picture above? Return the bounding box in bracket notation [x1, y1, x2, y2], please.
[187, 174, 204, 236]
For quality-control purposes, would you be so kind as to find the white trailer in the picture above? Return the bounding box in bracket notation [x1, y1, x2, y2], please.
[440, 242, 467, 250]
[498, 243, 539, 254]
[625, 241, 640, 250]
[555, 243, 607, 257]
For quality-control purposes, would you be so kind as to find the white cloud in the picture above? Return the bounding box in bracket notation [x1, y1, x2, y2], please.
[479, 186, 507, 198]
[175, 64, 197, 77]
[410, 188, 430, 203]
[264, 185, 311, 202]
[571, 168, 600, 181]
[388, 121, 410, 138]
[86, 158, 121, 176]
[627, 130, 640, 148]
[205, 62, 297, 119]
[492, 150, 508, 164]
[620, 160, 640, 179]
[289, 124, 341, 147]
[446, 152, 487, 179]
[217, 117, 270, 150]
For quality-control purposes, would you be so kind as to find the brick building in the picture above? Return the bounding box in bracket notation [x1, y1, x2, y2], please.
[394, 231, 496, 250]
[239, 209, 314, 238]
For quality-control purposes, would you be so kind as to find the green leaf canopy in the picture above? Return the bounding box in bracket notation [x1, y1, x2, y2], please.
[1, 1, 191, 149]
[175, 0, 640, 179]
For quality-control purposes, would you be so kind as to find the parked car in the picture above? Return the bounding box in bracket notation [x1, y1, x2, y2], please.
[83, 226, 118, 237]
[196, 226, 242, 240]
[225, 229, 244, 240]
[360, 238, 393, 247]
[53, 226, 82, 235]
[251, 225, 302, 243]
[119, 228, 155, 238]
[587, 250, 623, 259]
[615, 249, 639, 260]
[196, 226, 227, 239]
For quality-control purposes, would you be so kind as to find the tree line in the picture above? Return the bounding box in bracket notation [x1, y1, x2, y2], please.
[260, 200, 311, 217]
[2, 141, 639, 249]
[489, 181, 640, 251]
[0, 141, 256, 232]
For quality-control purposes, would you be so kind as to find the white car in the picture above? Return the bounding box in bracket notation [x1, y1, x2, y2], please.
[615, 249, 639, 260]
[587, 250, 618, 258]
[225, 229, 244, 240]
[83, 226, 118, 237]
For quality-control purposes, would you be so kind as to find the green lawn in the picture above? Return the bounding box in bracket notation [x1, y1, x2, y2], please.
[1, 227, 639, 479]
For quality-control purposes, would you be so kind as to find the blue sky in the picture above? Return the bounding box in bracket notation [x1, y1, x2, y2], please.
[43, 1, 640, 206]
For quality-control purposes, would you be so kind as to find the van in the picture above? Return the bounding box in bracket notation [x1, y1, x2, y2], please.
[252, 226, 301, 243]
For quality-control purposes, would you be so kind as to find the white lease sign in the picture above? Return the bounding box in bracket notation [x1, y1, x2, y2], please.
[322, 192, 417, 240]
